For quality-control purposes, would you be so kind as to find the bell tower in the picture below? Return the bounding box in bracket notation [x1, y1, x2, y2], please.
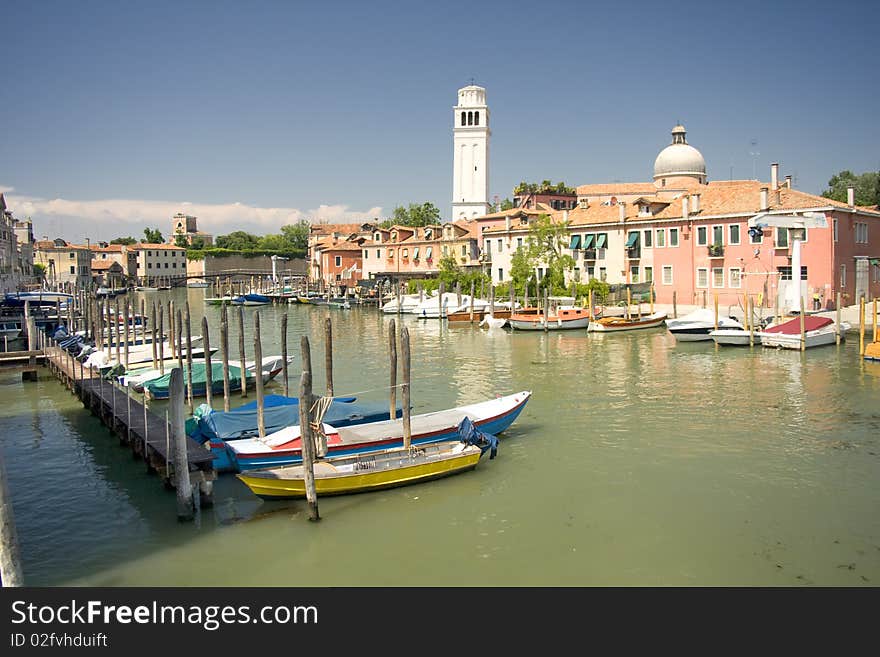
[452, 84, 491, 220]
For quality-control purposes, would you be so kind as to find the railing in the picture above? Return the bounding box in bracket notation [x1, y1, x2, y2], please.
[581, 249, 597, 260]
[708, 244, 724, 257]
[626, 247, 641, 259]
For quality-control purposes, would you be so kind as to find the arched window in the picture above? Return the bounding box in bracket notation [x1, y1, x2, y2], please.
[474, 111, 479, 125]
[461, 112, 466, 126]
[467, 112, 473, 126]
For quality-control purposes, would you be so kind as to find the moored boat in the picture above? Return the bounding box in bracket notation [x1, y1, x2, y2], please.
[588, 310, 667, 332]
[509, 299, 590, 331]
[759, 315, 849, 349]
[666, 308, 745, 342]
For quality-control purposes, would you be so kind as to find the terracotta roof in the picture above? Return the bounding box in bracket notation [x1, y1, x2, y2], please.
[132, 243, 185, 250]
[576, 182, 658, 196]
[90, 244, 125, 253]
[90, 260, 123, 271]
[319, 241, 363, 252]
[309, 222, 374, 236]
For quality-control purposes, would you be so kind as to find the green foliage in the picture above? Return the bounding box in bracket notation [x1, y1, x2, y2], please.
[215, 231, 260, 250]
[280, 220, 310, 251]
[507, 214, 576, 296]
[33, 263, 47, 281]
[406, 279, 440, 295]
[142, 227, 164, 243]
[821, 170, 880, 206]
[513, 180, 576, 196]
[110, 236, 137, 246]
[499, 198, 515, 211]
[435, 255, 489, 293]
[189, 236, 206, 250]
[184, 247, 305, 262]
[174, 234, 188, 248]
[381, 202, 442, 228]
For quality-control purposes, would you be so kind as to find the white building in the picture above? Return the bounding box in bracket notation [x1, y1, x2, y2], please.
[452, 84, 491, 221]
[132, 243, 187, 285]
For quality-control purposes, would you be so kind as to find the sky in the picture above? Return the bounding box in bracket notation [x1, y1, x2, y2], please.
[1, 0, 878, 243]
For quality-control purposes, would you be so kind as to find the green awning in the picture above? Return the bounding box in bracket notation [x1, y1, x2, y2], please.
[596, 233, 607, 249]
[569, 235, 581, 249]
[871, 258, 880, 266]
[626, 232, 639, 248]
[582, 234, 595, 249]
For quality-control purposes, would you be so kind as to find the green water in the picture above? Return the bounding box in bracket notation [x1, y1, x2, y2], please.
[2, 288, 879, 586]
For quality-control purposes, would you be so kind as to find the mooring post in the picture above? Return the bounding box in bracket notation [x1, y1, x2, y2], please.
[713, 293, 719, 332]
[169, 368, 194, 521]
[157, 304, 165, 374]
[401, 327, 412, 449]
[469, 280, 475, 322]
[202, 316, 213, 409]
[281, 312, 289, 398]
[836, 292, 842, 345]
[238, 307, 247, 398]
[456, 282, 462, 311]
[184, 303, 194, 411]
[0, 447, 24, 586]
[509, 281, 514, 312]
[123, 302, 130, 370]
[800, 296, 807, 352]
[543, 287, 550, 330]
[324, 317, 334, 397]
[220, 308, 231, 412]
[168, 300, 175, 359]
[114, 299, 121, 366]
[859, 296, 866, 356]
[389, 318, 397, 420]
[299, 339, 319, 520]
[438, 281, 445, 319]
[254, 312, 265, 439]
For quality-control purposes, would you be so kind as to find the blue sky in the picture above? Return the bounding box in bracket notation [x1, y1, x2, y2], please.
[2, 0, 878, 242]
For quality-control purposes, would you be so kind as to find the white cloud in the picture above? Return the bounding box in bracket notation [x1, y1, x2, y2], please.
[0, 185, 15, 194]
[1, 186, 383, 241]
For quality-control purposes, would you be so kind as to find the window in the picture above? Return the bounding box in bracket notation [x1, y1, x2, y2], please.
[729, 224, 740, 245]
[587, 266, 595, 280]
[424, 229, 433, 239]
[573, 267, 581, 281]
[776, 228, 789, 248]
[461, 112, 466, 126]
[387, 249, 394, 259]
[712, 267, 724, 288]
[335, 256, 342, 267]
[474, 111, 479, 126]
[662, 265, 673, 285]
[855, 222, 868, 244]
[402, 249, 408, 259]
[696, 226, 708, 246]
[413, 247, 419, 259]
[484, 239, 491, 254]
[656, 229, 665, 247]
[599, 267, 607, 282]
[840, 264, 846, 288]
[669, 228, 679, 247]
[644, 266, 653, 283]
[712, 225, 724, 246]
[497, 238, 503, 252]
[498, 268, 503, 280]
[729, 268, 742, 289]
[696, 267, 708, 288]
[626, 232, 639, 248]
[461, 245, 467, 257]
[630, 265, 640, 283]
[148, 263, 152, 269]
[596, 233, 608, 249]
[569, 234, 582, 250]
[376, 249, 381, 258]
[363, 250, 368, 259]
[172, 263, 176, 268]
[643, 230, 652, 248]
[426, 246, 433, 259]
[833, 218, 838, 243]
[517, 237, 523, 249]
[164, 262, 169, 268]
[69, 265, 75, 274]
[69, 252, 75, 258]
[442, 246, 448, 257]
[147, 251, 152, 257]
[777, 266, 807, 281]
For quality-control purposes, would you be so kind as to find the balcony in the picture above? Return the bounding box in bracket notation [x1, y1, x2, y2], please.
[626, 247, 641, 259]
[708, 244, 724, 258]
[581, 248, 597, 260]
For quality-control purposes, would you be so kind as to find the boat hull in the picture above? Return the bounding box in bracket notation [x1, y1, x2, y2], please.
[237, 443, 483, 499]
[588, 312, 667, 332]
[710, 329, 753, 345]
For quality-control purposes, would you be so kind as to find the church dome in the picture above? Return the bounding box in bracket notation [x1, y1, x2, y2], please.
[653, 124, 706, 182]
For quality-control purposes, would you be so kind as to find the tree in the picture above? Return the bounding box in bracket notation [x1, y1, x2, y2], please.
[142, 227, 164, 243]
[110, 236, 137, 246]
[215, 231, 260, 250]
[174, 234, 188, 248]
[33, 263, 47, 282]
[499, 198, 515, 211]
[384, 202, 442, 228]
[280, 220, 310, 251]
[508, 214, 575, 296]
[822, 170, 879, 206]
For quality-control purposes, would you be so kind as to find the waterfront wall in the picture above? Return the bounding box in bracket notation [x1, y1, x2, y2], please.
[187, 254, 308, 279]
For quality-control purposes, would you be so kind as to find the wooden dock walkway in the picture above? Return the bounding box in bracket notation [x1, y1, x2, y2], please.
[41, 340, 216, 505]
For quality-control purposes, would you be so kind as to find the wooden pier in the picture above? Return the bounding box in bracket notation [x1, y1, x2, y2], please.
[40, 338, 216, 507]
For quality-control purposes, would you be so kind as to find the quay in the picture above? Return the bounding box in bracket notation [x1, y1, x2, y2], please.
[38, 333, 216, 509]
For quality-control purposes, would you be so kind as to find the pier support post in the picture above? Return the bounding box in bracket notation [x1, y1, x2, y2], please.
[280, 312, 289, 398]
[324, 317, 334, 397]
[836, 292, 842, 345]
[299, 340, 319, 521]
[202, 317, 213, 409]
[185, 303, 193, 411]
[401, 327, 412, 449]
[220, 305, 231, 411]
[0, 447, 24, 586]
[389, 318, 397, 420]
[169, 368, 194, 521]
[238, 307, 247, 398]
[254, 312, 265, 439]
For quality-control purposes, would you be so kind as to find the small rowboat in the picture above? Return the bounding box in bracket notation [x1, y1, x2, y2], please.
[588, 311, 667, 332]
[236, 417, 498, 499]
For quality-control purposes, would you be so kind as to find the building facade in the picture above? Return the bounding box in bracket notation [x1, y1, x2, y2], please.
[452, 84, 491, 221]
[33, 239, 92, 289]
[132, 243, 188, 285]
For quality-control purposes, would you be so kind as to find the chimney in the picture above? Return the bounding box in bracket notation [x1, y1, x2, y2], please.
[579, 198, 589, 209]
[785, 175, 792, 189]
[682, 196, 689, 220]
[760, 187, 769, 211]
[619, 202, 626, 222]
[505, 216, 511, 232]
[847, 186, 855, 206]
[771, 162, 779, 190]
[563, 209, 569, 222]
[691, 193, 701, 213]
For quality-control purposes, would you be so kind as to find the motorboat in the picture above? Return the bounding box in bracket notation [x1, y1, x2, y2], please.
[588, 310, 667, 332]
[381, 293, 426, 314]
[665, 308, 745, 342]
[759, 315, 850, 349]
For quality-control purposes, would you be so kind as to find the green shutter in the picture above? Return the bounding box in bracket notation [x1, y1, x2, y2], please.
[582, 234, 595, 249]
[596, 233, 607, 249]
[626, 232, 639, 248]
[569, 235, 581, 249]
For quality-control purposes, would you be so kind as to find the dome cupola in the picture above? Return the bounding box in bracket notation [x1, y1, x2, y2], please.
[653, 124, 706, 184]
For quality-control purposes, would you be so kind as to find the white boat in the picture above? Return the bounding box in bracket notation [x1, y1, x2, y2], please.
[709, 328, 753, 346]
[666, 308, 745, 342]
[415, 293, 490, 319]
[759, 315, 850, 349]
[480, 313, 508, 329]
[381, 293, 426, 314]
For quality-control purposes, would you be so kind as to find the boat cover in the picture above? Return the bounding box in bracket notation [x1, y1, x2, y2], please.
[763, 316, 833, 334]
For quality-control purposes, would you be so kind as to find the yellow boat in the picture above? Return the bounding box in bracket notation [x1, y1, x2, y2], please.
[237, 441, 485, 499]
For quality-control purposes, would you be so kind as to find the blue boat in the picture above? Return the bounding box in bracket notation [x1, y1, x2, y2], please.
[231, 293, 271, 306]
[225, 390, 531, 472]
[191, 394, 403, 472]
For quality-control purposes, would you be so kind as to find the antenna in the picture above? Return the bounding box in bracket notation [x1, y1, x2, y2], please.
[749, 139, 760, 180]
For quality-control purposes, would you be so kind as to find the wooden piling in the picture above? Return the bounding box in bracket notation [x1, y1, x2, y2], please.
[238, 307, 247, 398]
[202, 316, 213, 408]
[874, 298, 878, 344]
[169, 368, 194, 521]
[748, 297, 755, 346]
[543, 287, 550, 330]
[123, 302, 130, 370]
[168, 300, 175, 359]
[176, 309, 184, 374]
[456, 282, 462, 310]
[859, 296, 866, 356]
[673, 290, 678, 318]
[400, 327, 412, 450]
[800, 296, 806, 352]
[438, 281, 445, 319]
[469, 280, 475, 322]
[626, 287, 632, 320]
[220, 313, 231, 412]
[388, 318, 398, 420]
[157, 304, 165, 374]
[280, 312, 289, 398]
[836, 292, 842, 345]
[185, 302, 194, 411]
[299, 338, 319, 521]
[713, 293, 719, 332]
[0, 445, 24, 586]
[649, 283, 654, 314]
[509, 281, 514, 311]
[254, 312, 265, 439]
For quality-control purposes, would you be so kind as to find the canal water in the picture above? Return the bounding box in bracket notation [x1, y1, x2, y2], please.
[1, 288, 879, 586]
